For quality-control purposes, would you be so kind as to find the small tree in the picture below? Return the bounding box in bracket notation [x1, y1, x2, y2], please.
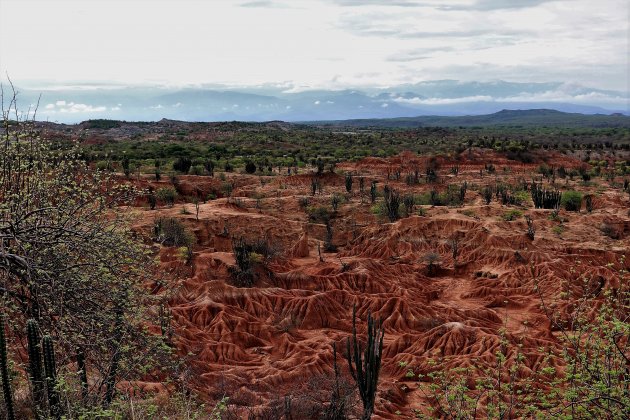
[245, 160, 257, 174]
[331, 194, 342, 212]
[424, 252, 440, 276]
[482, 186, 493, 205]
[173, 156, 192, 174]
[121, 155, 131, 178]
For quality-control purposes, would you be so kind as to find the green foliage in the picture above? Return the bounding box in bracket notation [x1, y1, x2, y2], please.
[501, 209, 522, 221]
[482, 186, 493, 205]
[307, 206, 331, 223]
[173, 156, 192, 174]
[229, 237, 277, 287]
[153, 217, 195, 249]
[403, 194, 415, 216]
[245, 160, 256, 174]
[561, 190, 583, 212]
[0, 107, 173, 412]
[331, 193, 343, 212]
[156, 186, 177, 207]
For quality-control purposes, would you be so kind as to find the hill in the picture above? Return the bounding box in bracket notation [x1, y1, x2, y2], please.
[308, 109, 630, 128]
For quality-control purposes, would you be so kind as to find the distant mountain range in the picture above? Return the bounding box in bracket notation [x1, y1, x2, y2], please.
[308, 109, 630, 129]
[15, 80, 629, 123]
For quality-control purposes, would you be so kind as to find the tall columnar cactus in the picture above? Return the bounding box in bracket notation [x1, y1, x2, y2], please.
[531, 183, 561, 209]
[383, 186, 401, 222]
[42, 335, 61, 419]
[26, 319, 45, 412]
[76, 349, 88, 402]
[370, 181, 377, 204]
[346, 305, 384, 420]
[345, 173, 353, 193]
[0, 314, 15, 420]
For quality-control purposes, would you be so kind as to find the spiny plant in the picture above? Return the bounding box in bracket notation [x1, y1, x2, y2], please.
[585, 194, 593, 213]
[0, 314, 15, 420]
[370, 181, 377, 204]
[383, 186, 401, 222]
[27, 319, 45, 413]
[346, 305, 384, 420]
[324, 220, 337, 252]
[525, 215, 535, 240]
[459, 182, 467, 203]
[482, 186, 493, 205]
[531, 183, 561, 209]
[42, 335, 61, 419]
[403, 194, 415, 216]
[345, 173, 353, 193]
[331, 194, 342, 212]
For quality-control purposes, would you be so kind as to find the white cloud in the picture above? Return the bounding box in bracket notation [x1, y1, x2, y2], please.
[43, 101, 108, 113]
[0, 0, 626, 95]
[394, 95, 494, 105]
[314, 100, 320, 105]
[150, 104, 164, 109]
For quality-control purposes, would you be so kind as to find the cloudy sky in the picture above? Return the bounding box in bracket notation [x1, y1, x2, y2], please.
[0, 0, 628, 121]
[1, 0, 627, 90]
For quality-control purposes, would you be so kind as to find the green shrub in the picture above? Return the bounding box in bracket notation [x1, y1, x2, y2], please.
[502, 209, 522, 221]
[153, 217, 195, 249]
[307, 206, 331, 223]
[156, 187, 177, 207]
[561, 190, 583, 211]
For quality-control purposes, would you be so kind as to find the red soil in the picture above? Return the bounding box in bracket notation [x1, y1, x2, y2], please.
[132, 150, 630, 417]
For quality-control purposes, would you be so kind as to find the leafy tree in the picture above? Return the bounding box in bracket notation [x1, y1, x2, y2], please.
[173, 156, 192, 174]
[0, 93, 171, 411]
[245, 161, 256, 174]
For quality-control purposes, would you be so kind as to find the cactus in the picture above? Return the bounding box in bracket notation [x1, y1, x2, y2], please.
[482, 186, 493, 205]
[370, 181, 377, 203]
[383, 186, 401, 222]
[531, 183, 561, 209]
[43, 335, 61, 419]
[346, 305, 384, 420]
[459, 182, 467, 203]
[27, 319, 45, 412]
[0, 314, 15, 420]
[76, 349, 88, 402]
[345, 173, 353, 193]
[403, 194, 415, 216]
[104, 304, 124, 406]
